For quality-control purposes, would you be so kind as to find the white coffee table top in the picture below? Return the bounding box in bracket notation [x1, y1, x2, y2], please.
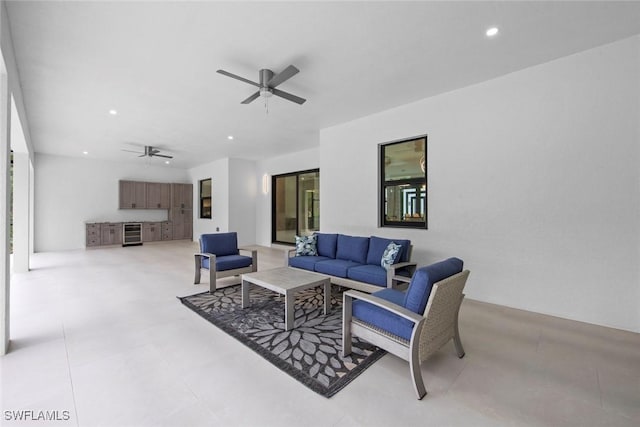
[242, 267, 330, 292]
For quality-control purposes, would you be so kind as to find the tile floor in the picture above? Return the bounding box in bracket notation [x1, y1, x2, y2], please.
[2, 241, 639, 426]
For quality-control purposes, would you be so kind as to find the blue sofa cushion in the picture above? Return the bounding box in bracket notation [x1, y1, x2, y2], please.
[352, 288, 414, 341]
[315, 233, 338, 258]
[314, 259, 362, 278]
[295, 234, 317, 256]
[347, 264, 387, 287]
[289, 255, 330, 271]
[366, 236, 412, 265]
[336, 234, 370, 264]
[202, 254, 253, 271]
[200, 232, 239, 257]
[404, 258, 464, 314]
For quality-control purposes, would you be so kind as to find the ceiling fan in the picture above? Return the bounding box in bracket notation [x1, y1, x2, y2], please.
[122, 145, 173, 159]
[217, 65, 306, 105]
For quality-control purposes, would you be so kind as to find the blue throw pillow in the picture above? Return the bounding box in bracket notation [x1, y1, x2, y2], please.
[295, 235, 318, 256]
[381, 242, 401, 270]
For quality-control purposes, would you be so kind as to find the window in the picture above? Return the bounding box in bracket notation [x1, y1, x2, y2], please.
[199, 178, 211, 219]
[272, 169, 320, 244]
[380, 135, 427, 229]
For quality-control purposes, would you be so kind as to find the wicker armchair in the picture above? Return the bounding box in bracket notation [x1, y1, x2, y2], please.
[342, 258, 469, 399]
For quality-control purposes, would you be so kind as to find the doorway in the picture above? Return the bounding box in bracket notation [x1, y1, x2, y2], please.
[272, 169, 319, 244]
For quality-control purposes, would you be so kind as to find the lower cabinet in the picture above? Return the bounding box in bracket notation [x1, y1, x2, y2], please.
[97, 223, 123, 246]
[86, 220, 186, 248]
[86, 223, 101, 247]
[142, 222, 162, 242]
[161, 221, 173, 240]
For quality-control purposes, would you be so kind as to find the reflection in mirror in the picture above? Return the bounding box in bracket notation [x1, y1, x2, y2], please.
[380, 136, 427, 228]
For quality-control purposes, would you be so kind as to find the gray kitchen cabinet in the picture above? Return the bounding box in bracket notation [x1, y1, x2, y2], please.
[146, 182, 171, 209]
[119, 180, 146, 209]
[86, 223, 101, 247]
[100, 223, 123, 245]
[142, 222, 162, 242]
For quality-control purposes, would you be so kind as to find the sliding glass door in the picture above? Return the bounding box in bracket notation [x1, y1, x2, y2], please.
[272, 169, 320, 244]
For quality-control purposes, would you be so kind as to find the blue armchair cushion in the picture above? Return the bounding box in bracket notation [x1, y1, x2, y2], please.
[366, 236, 411, 265]
[314, 259, 362, 278]
[289, 255, 330, 271]
[295, 234, 318, 256]
[200, 232, 239, 257]
[347, 264, 387, 287]
[336, 234, 369, 264]
[315, 233, 338, 258]
[352, 288, 414, 341]
[202, 254, 253, 271]
[403, 258, 464, 315]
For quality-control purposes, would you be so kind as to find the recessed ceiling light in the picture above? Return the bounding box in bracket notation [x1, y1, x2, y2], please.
[227, 135, 234, 140]
[109, 109, 118, 115]
[165, 160, 170, 164]
[486, 27, 499, 37]
[82, 151, 89, 155]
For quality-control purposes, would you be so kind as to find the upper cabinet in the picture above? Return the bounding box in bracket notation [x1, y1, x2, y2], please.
[146, 182, 171, 209]
[119, 181, 146, 209]
[171, 183, 193, 209]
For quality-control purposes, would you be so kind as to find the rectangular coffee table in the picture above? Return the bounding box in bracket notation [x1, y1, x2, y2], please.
[241, 267, 331, 331]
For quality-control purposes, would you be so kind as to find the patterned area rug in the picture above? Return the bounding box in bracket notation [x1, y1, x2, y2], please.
[178, 284, 385, 398]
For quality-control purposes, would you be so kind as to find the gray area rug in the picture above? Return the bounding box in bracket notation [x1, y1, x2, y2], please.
[178, 284, 385, 397]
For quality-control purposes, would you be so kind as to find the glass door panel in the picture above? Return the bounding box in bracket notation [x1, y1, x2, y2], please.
[274, 175, 297, 243]
[298, 172, 320, 237]
[272, 169, 320, 244]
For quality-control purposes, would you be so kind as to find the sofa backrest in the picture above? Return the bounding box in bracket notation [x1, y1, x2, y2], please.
[336, 234, 369, 264]
[403, 257, 464, 315]
[315, 233, 338, 258]
[200, 232, 239, 257]
[366, 236, 412, 266]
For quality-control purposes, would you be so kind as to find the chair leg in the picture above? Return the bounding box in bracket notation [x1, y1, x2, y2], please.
[453, 297, 465, 358]
[194, 255, 201, 284]
[453, 320, 465, 358]
[209, 267, 217, 293]
[409, 346, 427, 400]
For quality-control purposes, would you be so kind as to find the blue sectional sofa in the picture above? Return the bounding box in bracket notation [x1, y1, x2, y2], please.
[285, 233, 417, 293]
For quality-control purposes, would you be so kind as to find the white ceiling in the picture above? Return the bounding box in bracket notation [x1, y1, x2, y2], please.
[6, 1, 640, 169]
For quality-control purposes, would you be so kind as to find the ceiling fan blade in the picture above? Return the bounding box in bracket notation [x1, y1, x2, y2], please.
[152, 153, 173, 159]
[241, 91, 261, 104]
[121, 149, 144, 154]
[267, 65, 299, 88]
[217, 69, 260, 88]
[272, 88, 306, 105]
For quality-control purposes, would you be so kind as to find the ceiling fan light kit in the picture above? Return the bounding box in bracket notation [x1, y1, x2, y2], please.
[217, 65, 306, 110]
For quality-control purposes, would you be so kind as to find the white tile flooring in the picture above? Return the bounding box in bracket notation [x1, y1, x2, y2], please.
[2, 241, 639, 426]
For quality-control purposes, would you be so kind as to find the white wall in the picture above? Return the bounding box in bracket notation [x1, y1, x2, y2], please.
[189, 158, 230, 240]
[255, 147, 320, 246]
[320, 36, 640, 332]
[188, 157, 257, 246]
[228, 158, 257, 246]
[35, 153, 189, 251]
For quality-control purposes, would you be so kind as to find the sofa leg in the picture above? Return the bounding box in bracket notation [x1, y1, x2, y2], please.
[342, 293, 353, 358]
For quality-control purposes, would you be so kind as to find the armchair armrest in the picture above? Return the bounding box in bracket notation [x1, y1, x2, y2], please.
[387, 261, 417, 288]
[343, 290, 423, 325]
[239, 247, 258, 272]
